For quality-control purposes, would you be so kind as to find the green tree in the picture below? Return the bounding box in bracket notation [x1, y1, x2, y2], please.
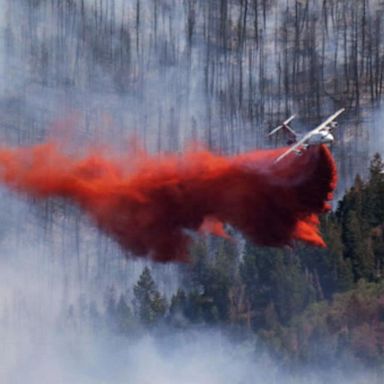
[344, 210, 374, 281]
[133, 267, 167, 326]
[300, 216, 353, 296]
[337, 258, 354, 292]
[241, 244, 317, 329]
[240, 245, 276, 329]
[270, 251, 316, 325]
[186, 238, 237, 324]
[366, 153, 384, 226]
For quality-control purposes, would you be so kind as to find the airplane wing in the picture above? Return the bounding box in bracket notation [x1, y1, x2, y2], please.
[274, 134, 311, 163]
[312, 108, 345, 133]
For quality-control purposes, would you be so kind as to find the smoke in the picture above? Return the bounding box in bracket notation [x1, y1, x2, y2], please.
[1, 319, 381, 384]
[0, 141, 336, 262]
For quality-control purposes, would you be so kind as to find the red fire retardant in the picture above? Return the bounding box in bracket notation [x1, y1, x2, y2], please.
[0, 143, 337, 262]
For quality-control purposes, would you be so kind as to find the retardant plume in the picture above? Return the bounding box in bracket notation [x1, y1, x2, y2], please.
[0, 143, 337, 262]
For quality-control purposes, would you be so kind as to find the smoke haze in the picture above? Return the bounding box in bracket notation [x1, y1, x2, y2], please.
[0, 0, 383, 383]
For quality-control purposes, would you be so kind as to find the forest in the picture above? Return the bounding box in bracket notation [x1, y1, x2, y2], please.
[68, 153, 384, 368]
[1, 0, 384, 382]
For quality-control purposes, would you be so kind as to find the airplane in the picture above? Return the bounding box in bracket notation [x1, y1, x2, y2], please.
[269, 108, 345, 163]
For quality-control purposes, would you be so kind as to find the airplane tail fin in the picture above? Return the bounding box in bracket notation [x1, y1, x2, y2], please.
[268, 115, 297, 139]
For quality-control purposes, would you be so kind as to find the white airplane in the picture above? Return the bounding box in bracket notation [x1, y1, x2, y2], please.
[269, 108, 345, 163]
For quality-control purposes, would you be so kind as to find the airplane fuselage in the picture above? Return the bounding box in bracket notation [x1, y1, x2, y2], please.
[306, 131, 334, 146]
[287, 130, 334, 147]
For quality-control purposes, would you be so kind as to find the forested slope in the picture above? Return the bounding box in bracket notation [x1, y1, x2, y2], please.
[1, 0, 384, 370]
[90, 154, 384, 367]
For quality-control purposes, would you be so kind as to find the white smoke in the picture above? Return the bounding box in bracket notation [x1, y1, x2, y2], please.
[0, 1, 382, 383]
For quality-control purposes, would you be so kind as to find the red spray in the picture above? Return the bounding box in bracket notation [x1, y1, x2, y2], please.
[0, 143, 337, 262]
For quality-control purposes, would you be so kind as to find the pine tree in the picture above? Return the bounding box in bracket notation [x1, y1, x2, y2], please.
[240, 245, 276, 329]
[241, 244, 318, 328]
[311, 216, 351, 296]
[366, 153, 384, 226]
[344, 210, 374, 281]
[185, 238, 234, 324]
[337, 258, 354, 292]
[270, 251, 316, 325]
[133, 267, 167, 326]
